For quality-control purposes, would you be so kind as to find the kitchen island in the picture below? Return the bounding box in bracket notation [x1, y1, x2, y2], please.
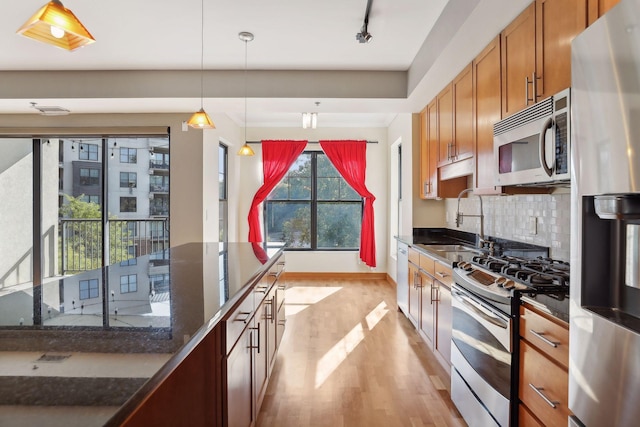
[0, 242, 285, 427]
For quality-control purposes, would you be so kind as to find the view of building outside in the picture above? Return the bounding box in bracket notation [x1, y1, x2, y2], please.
[0, 135, 171, 327]
[265, 152, 362, 250]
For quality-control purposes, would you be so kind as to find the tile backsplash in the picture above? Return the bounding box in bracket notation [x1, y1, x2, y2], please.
[444, 192, 571, 261]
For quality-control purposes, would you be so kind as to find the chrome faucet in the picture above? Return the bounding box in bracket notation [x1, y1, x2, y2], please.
[456, 188, 492, 252]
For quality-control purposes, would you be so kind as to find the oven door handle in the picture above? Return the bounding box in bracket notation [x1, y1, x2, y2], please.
[452, 289, 508, 329]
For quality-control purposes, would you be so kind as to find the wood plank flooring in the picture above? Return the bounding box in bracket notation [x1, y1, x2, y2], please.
[257, 278, 466, 427]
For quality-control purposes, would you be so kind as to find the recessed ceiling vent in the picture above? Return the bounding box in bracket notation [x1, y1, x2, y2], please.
[30, 102, 70, 116]
[36, 353, 71, 363]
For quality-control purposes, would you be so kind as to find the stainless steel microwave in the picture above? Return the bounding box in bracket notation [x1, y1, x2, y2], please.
[493, 88, 571, 186]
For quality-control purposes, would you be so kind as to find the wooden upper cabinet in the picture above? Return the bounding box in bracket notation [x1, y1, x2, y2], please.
[437, 84, 454, 167]
[588, 0, 620, 25]
[452, 64, 474, 163]
[501, 2, 536, 118]
[426, 100, 439, 198]
[473, 36, 502, 194]
[536, 0, 588, 99]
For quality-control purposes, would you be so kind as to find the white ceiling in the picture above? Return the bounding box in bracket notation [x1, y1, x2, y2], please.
[0, 0, 459, 127]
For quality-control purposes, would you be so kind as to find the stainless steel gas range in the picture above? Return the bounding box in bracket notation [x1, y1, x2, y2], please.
[450, 253, 570, 427]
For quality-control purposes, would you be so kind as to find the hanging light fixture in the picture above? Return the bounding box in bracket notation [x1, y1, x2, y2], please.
[17, 0, 95, 51]
[187, 0, 215, 129]
[237, 31, 255, 156]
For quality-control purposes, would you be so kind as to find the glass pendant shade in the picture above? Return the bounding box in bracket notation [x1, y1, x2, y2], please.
[17, 0, 95, 51]
[187, 108, 215, 129]
[237, 143, 255, 156]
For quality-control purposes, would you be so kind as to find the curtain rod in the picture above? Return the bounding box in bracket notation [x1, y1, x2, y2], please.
[246, 140, 377, 144]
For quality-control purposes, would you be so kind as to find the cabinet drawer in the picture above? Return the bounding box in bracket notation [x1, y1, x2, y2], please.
[419, 253, 435, 275]
[519, 341, 570, 427]
[434, 261, 453, 287]
[520, 304, 569, 369]
[409, 248, 420, 265]
[519, 404, 544, 427]
[225, 292, 255, 354]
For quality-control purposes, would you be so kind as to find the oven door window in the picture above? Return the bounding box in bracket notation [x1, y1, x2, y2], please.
[452, 303, 511, 399]
[498, 134, 541, 174]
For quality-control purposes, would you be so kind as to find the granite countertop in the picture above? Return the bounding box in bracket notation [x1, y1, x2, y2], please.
[0, 242, 284, 427]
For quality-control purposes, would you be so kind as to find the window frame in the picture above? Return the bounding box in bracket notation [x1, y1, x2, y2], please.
[119, 196, 137, 213]
[79, 143, 99, 161]
[264, 151, 363, 251]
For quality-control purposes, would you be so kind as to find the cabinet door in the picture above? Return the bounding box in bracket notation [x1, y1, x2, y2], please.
[536, 0, 587, 99]
[254, 301, 269, 412]
[426, 99, 439, 198]
[501, 2, 536, 118]
[407, 263, 421, 328]
[453, 63, 474, 162]
[419, 107, 430, 199]
[473, 36, 503, 194]
[588, 0, 620, 25]
[227, 328, 253, 427]
[435, 284, 452, 368]
[437, 84, 454, 166]
[419, 271, 435, 348]
[267, 286, 278, 372]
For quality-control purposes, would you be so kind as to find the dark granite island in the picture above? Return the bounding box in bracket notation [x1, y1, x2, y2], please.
[0, 242, 285, 427]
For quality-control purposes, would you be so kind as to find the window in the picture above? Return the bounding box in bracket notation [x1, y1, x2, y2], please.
[120, 274, 137, 293]
[150, 175, 169, 192]
[219, 143, 228, 242]
[150, 152, 169, 169]
[120, 172, 137, 188]
[79, 143, 99, 161]
[265, 152, 362, 249]
[80, 195, 99, 204]
[120, 197, 137, 213]
[120, 258, 137, 266]
[119, 147, 137, 164]
[79, 168, 99, 186]
[79, 278, 99, 300]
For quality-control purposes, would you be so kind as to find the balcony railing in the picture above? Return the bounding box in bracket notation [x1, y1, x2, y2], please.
[59, 218, 169, 274]
[150, 185, 169, 193]
[149, 161, 169, 170]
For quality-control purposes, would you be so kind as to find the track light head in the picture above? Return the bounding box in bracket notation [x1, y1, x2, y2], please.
[356, 30, 372, 43]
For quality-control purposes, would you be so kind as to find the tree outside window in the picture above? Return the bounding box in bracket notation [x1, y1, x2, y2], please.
[265, 152, 362, 249]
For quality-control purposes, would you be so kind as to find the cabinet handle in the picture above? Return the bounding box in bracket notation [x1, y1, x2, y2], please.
[525, 72, 539, 105]
[533, 71, 540, 102]
[424, 181, 429, 195]
[436, 271, 448, 279]
[235, 311, 251, 324]
[431, 284, 440, 303]
[525, 75, 532, 105]
[277, 261, 285, 267]
[269, 272, 278, 278]
[530, 330, 560, 348]
[529, 383, 559, 408]
[248, 324, 261, 353]
[277, 284, 286, 291]
[278, 319, 287, 326]
[256, 285, 269, 294]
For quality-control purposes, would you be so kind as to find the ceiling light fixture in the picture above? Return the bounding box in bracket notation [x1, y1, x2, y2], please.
[16, 0, 95, 51]
[356, 0, 374, 44]
[302, 112, 318, 129]
[187, 0, 215, 129]
[237, 31, 255, 156]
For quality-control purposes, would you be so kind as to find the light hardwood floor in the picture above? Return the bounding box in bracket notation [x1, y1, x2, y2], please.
[257, 278, 466, 427]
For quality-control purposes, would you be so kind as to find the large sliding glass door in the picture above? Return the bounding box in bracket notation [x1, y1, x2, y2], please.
[0, 134, 170, 328]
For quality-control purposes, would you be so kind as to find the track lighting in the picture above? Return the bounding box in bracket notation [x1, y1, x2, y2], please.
[356, 0, 374, 44]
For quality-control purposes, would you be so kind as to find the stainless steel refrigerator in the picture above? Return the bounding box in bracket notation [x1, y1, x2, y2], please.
[571, 0, 640, 426]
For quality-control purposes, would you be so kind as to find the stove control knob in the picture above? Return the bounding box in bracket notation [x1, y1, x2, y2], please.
[503, 280, 515, 290]
[513, 283, 528, 291]
[495, 277, 507, 287]
[457, 262, 472, 271]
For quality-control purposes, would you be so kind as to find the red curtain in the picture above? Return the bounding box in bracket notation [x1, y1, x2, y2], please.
[319, 140, 376, 267]
[248, 140, 307, 242]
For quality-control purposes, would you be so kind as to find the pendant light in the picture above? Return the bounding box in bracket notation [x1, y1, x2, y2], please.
[187, 0, 215, 129]
[16, 0, 95, 51]
[237, 31, 255, 156]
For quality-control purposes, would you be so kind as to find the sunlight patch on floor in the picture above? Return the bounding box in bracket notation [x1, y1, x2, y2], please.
[315, 301, 389, 389]
[284, 286, 342, 316]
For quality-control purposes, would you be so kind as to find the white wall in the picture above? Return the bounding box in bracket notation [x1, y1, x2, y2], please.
[241, 127, 389, 273]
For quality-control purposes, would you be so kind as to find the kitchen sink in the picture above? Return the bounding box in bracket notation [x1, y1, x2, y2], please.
[420, 244, 481, 253]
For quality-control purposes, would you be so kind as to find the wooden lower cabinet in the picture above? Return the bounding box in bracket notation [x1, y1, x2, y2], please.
[518, 303, 570, 426]
[227, 327, 253, 427]
[419, 271, 436, 347]
[403, 248, 454, 373]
